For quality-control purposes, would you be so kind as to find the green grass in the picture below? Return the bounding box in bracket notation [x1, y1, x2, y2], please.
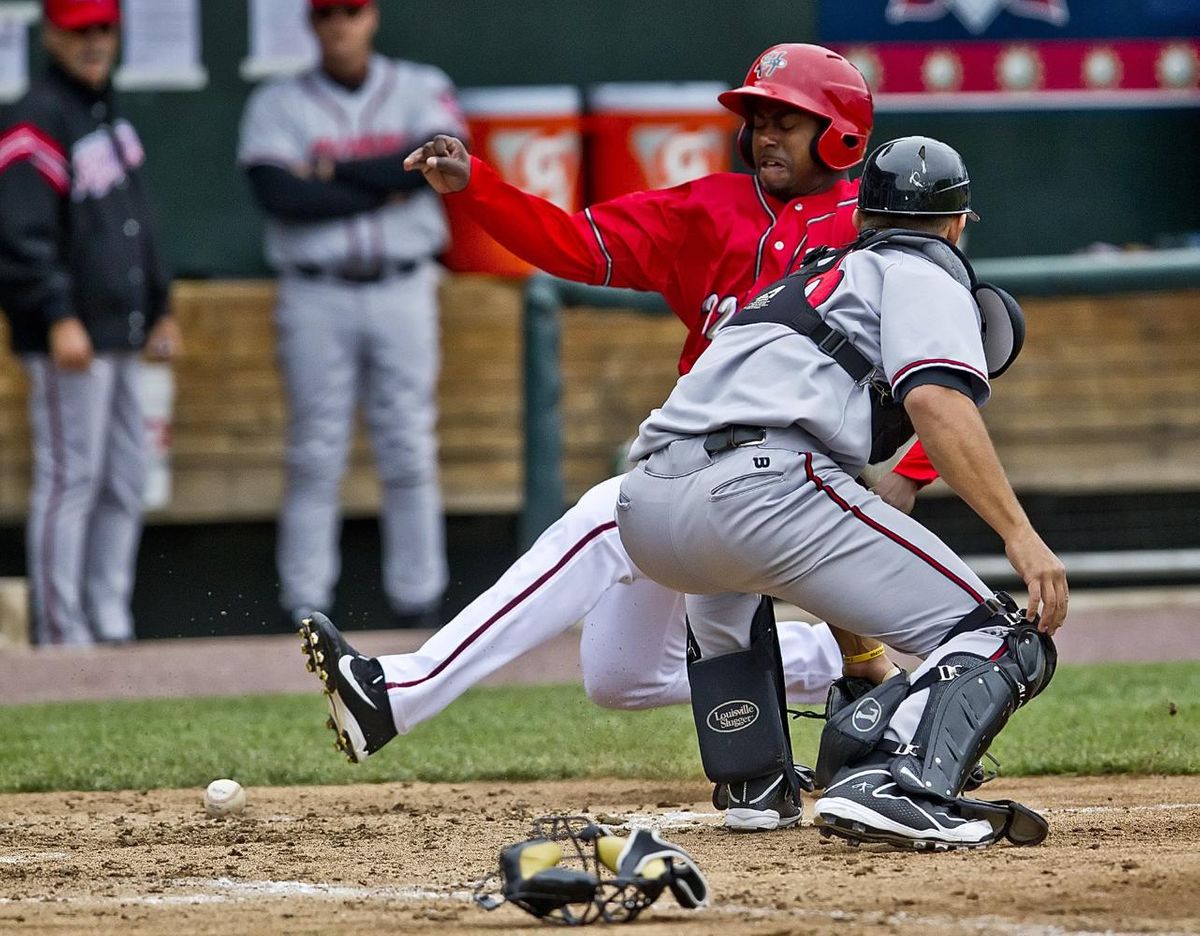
[0, 662, 1196, 793]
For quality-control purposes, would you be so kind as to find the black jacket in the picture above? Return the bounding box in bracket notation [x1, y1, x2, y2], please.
[0, 63, 171, 354]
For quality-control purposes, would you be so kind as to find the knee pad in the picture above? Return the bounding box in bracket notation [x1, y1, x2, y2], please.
[815, 671, 910, 789]
[815, 596, 1056, 799]
[686, 596, 796, 790]
[889, 620, 1057, 802]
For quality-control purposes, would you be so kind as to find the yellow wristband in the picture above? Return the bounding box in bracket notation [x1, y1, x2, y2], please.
[842, 645, 887, 665]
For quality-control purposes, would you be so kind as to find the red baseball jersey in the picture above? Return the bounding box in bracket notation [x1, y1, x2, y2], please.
[451, 156, 936, 483]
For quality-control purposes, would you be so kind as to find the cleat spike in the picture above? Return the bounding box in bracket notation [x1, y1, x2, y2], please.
[305, 660, 314, 672]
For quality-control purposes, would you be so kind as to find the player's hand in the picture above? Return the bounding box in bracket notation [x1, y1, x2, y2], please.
[870, 471, 920, 514]
[403, 134, 471, 193]
[144, 315, 182, 362]
[49, 317, 93, 371]
[1003, 527, 1068, 635]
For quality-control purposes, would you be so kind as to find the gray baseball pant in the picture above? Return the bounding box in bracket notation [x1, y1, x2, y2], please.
[274, 265, 448, 617]
[23, 352, 147, 645]
[615, 429, 993, 660]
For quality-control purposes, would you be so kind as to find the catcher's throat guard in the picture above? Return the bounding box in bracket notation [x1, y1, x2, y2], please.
[475, 816, 708, 925]
[687, 596, 799, 798]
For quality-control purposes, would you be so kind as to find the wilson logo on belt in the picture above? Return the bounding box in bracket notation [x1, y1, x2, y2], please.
[706, 700, 760, 733]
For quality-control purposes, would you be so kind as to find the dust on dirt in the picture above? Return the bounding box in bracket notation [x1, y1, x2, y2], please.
[1, 775, 1197, 935]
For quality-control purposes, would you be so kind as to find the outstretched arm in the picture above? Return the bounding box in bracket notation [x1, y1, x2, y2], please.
[904, 384, 1067, 633]
[405, 134, 687, 292]
[406, 134, 606, 283]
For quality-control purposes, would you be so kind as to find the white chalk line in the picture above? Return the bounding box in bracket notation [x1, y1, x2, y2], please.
[1045, 802, 1200, 815]
[0, 876, 476, 907]
[612, 809, 720, 829]
[0, 851, 69, 864]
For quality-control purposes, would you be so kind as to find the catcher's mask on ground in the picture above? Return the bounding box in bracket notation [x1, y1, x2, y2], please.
[474, 815, 708, 925]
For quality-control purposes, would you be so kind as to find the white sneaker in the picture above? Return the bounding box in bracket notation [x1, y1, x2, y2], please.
[723, 771, 803, 832]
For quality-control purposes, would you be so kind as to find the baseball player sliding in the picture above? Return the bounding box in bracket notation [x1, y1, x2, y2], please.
[302, 45, 949, 830]
[617, 136, 1065, 847]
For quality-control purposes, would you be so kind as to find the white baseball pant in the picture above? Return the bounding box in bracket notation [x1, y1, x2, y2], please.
[374, 474, 843, 732]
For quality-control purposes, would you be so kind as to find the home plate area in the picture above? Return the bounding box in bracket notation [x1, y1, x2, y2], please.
[1, 776, 1197, 935]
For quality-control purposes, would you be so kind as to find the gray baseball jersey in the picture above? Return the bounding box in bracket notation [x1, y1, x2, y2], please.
[617, 236, 998, 661]
[238, 55, 463, 268]
[630, 242, 990, 475]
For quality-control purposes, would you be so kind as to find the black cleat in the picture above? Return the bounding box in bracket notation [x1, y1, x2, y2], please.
[298, 612, 397, 763]
[814, 767, 994, 851]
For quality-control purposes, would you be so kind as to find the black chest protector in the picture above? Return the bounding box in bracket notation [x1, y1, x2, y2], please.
[726, 227, 1018, 466]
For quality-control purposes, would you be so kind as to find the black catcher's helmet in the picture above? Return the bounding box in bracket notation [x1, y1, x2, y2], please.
[857, 136, 979, 220]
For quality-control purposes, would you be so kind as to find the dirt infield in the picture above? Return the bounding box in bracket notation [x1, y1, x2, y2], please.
[2, 776, 1197, 935]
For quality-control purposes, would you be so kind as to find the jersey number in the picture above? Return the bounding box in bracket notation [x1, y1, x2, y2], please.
[701, 294, 739, 339]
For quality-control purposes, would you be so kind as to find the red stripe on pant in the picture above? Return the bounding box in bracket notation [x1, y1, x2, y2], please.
[804, 452, 985, 604]
[39, 361, 67, 644]
[384, 520, 619, 690]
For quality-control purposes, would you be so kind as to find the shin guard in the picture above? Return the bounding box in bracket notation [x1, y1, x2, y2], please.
[687, 596, 795, 795]
[890, 622, 1057, 802]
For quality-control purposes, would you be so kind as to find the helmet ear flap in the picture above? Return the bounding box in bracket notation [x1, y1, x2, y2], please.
[814, 125, 864, 172]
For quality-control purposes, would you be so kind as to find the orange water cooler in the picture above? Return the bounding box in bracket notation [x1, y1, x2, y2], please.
[585, 82, 736, 202]
[441, 85, 583, 277]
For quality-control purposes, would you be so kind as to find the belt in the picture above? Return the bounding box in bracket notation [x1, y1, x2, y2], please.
[702, 425, 766, 455]
[289, 259, 422, 284]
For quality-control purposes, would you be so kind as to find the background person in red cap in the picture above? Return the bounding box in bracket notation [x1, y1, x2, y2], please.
[238, 1, 464, 631]
[0, 0, 180, 645]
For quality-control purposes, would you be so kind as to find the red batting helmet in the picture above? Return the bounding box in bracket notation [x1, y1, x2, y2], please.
[719, 43, 874, 172]
[44, 0, 120, 30]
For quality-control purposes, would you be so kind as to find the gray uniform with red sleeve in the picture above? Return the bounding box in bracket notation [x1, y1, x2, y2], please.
[237, 55, 464, 620]
[618, 237, 996, 661]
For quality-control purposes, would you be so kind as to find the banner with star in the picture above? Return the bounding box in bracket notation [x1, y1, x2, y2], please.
[821, 0, 1200, 110]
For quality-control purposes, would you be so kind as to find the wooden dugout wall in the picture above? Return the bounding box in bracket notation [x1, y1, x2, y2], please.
[0, 268, 1199, 527]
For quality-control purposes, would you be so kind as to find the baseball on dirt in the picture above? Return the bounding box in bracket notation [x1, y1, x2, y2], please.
[203, 779, 246, 817]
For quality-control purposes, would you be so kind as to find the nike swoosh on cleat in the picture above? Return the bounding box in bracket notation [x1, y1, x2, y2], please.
[338, 655, 378, 711]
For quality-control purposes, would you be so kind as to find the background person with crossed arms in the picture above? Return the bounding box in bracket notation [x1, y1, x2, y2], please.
[239, 0, 465, 629]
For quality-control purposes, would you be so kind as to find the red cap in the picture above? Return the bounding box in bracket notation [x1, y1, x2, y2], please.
[310, 0, 371, 8]
[44, 0, 120, 29]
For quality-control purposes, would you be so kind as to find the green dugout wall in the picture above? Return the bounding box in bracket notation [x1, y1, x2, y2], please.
[13, 1, 1198, 274]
